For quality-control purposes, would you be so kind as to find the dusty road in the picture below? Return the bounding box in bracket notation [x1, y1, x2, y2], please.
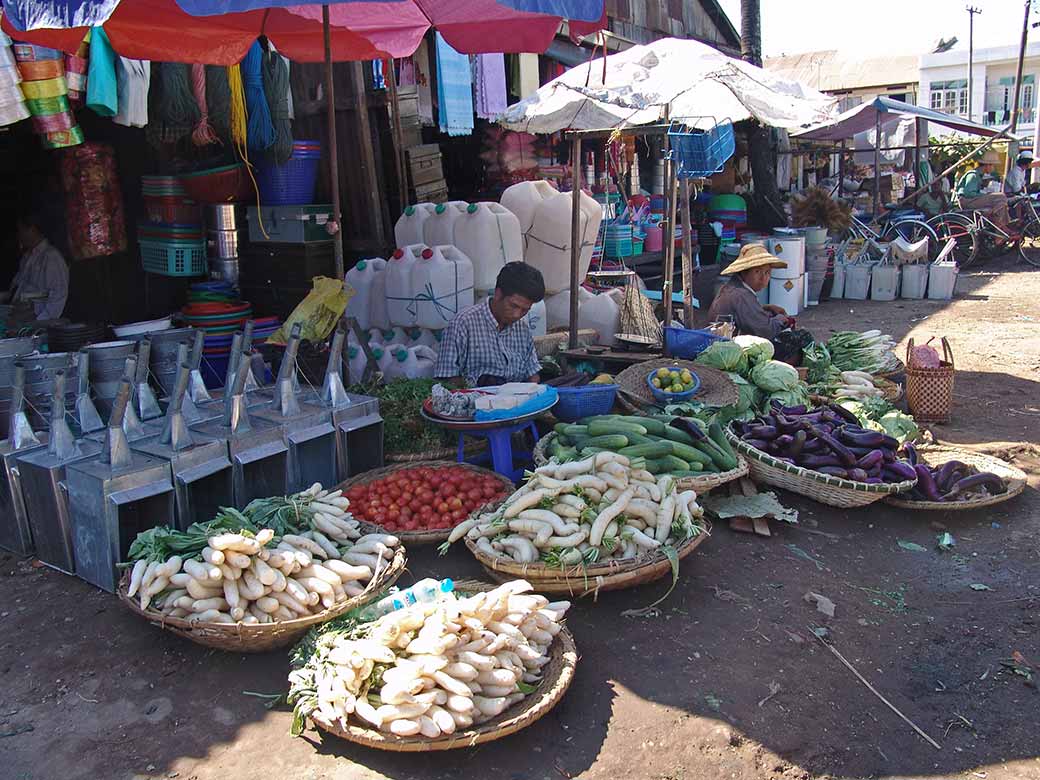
[2, 253, 1039, 780]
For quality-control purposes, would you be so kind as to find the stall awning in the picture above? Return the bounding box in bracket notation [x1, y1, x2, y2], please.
[793, 96, 1014, 140]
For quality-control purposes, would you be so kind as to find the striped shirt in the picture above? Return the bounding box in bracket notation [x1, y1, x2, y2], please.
[434, 300, 540, 386]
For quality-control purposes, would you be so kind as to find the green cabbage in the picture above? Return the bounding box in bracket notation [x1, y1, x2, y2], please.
[749, 360, 800, 393]
[725, 372, 756, 413]
[694, 341, 746, 373]
[768, 386, 810, 409]
[733, 335, 774, 367]
[878, 410, 919, 444]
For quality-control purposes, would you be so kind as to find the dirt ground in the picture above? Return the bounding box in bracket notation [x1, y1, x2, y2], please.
[3, 252, 1039, 780]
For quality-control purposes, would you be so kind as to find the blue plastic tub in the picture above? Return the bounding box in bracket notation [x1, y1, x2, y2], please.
[668, 120, 736, 179]
[647, 366, 701, 404]
[663, 326, 727, 359]
[256, 140, 322, 206]
[553, 383, 618, 423]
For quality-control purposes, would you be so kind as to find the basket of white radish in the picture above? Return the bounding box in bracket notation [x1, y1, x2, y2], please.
[443, 452, 710, 597]
[287, 579, 577, 750]
[119, 517, 407, 653]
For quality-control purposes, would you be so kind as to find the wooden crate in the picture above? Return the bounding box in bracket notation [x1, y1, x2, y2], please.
[413, 180, 449, 203]
[407, 144, 444, 187]
[400, 115, 422, 150]
[396, 85, 419, 119]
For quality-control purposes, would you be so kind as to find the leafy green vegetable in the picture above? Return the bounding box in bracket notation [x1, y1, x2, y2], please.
[802, 341, 836, 384]
[877, 409, 920, 443]
[749, 360, 800, 393]
[127, 514, 257, 563]
[347, 378, 450, 455]
[768, 386, 810, 409]
[826, 330, 902, 374]
[725, 372, 756, 413]
[694, 340, 746, 373]
[733, 335, 774, 367]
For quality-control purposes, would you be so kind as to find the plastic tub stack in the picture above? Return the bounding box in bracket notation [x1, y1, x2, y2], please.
[13, 43, 82, 149]
[181, 283, 257, 388]
[0, 31, 29, 127]
[708, 194, 746, 259]
[139, 175, 206, 277]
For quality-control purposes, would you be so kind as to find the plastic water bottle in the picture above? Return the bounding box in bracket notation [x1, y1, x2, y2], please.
[360, 578, 455, 621]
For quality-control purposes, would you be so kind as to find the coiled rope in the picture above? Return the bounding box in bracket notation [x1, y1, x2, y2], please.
[228, 63, 249, 158]
[241, 40, 274, 154]
[262, 46, 293, 164]
[190, 64, 219, 146]
[205, 65, 231, 141]
[157, 62, 199, 128]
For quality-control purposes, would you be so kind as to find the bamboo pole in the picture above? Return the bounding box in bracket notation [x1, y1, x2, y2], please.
[662, 155, 678, 329]
[568, 133, 582, 350]
[322, 5, 344, 279]
[679, 177, 694, 327]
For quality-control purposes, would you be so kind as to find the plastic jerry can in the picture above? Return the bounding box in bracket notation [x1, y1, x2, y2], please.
[501, 180, 558, 236]
[452, 202, 523, 294]
[405, 327, 440, 350]
[411, 246, 475, 330]
[526, 299, 547, 338]
[421, 201, 467, 248]
[344, 257, 388, 331]
[394, 203, 435, 248]
[545, 287, 594, 330]
[346, 345, 369, 383]
[386, 245, 425, 327]
[366, 327, 385, 345]
[370, 345, 398, 375]
[387, 345, 437, 380]
[526, 189, 603, 295]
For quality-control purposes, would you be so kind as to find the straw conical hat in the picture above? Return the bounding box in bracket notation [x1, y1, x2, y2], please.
[979, 150, 1000, 165]
[720, 242, 788, 275]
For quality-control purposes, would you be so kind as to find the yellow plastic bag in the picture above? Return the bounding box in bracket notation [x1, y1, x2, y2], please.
[267, 276, 354, 345]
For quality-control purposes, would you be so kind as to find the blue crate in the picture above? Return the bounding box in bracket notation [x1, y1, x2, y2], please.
[139, 238, 207, 277]
[668, 120, 736, 179]
[663, 326, 727, 359]
[552, 383, 618, 423]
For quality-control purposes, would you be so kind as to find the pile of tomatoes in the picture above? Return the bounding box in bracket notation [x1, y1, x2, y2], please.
[344, 465, 509, 532]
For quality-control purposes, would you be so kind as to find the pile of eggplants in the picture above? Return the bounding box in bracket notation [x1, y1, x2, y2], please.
[730, 401, 917, 485]
[900, 443, 1007, 501]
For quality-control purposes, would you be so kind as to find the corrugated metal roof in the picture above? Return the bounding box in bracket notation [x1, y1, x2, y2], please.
[765, 50, 919, 93]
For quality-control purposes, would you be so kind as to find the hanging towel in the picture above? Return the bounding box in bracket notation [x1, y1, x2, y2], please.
[372, 59, 385, 90]
[517, 53, 539, 100]
[413, 39, 434, 125]
[86, 26, 117, 117]
[113, 56, 150, 128]
[474, 53, 507, 120]
[398, 57, 416, 87]
[435, 32, 473, 137]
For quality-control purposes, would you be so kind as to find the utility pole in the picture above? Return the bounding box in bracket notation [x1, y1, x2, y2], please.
[966, 5, 981, 121]
[1006, 0, 1032, 179]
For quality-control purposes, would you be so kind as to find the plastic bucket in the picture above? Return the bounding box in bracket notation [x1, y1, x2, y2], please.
[900, 264, 928, 299]
[870, 266, 900, 301]
[831, 262, 845, 299]
[843, 265, 871, 300]
[256, 140, 321, 206]
[927, 263, 957, 300]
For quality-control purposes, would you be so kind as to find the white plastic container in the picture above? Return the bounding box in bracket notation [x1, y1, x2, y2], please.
[501, 180, 558, 236]
[344, 257, 388, 331]
[387, 345, 437, 380]
[369, 345, 397, 375]
[452, 202, 523, 294]
[394, 203, 435, 248]
[806, 270, 826, 305]
[769, 275, 803, 316]
[843, 265, 872, 301]
[766, 235, 805, 279]
[526, 189, 603, 295]
[870, 265, 900, 301]
[366, 327, 385, 345]
[421, 201, 467, 248]
[577, 288, 624, 345]
[385, 245, 425, 327]
[831, 262, 846, 299]
[346, 345, 369, 383]
[803, 272, 811, 308]
[405, 327, 440, 350]
[901, 264, 928, 299]
[927, 263, 957, 300]
[526, 299, 547, 338]
[411, 246, 476, 330]
[545, 287, 593, 330]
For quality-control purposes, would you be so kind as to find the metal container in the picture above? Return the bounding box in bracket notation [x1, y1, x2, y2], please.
[86, 340, 138, 416]
[206, 203, 245, 231]
[208, 257, 239, 286]
[0, 366, 47, 555]
[333, 394, 383, 480]
[207, 228, 239, 259]
[0, 335, 38, 358]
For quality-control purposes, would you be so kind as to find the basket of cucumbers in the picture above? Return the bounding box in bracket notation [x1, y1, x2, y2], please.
[647, 366, 701, 403]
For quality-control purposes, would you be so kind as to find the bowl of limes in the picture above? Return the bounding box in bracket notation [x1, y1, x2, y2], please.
[646, 365, 701, 403]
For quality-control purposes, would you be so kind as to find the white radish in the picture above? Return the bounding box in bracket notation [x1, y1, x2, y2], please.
[223, 551, 251, 569]
[271, 590, 310, 615]
[201, 546, 224, 566]
[503, 489, 546, 518]
[655, 493, 676, 543]
[191, 597, 230, 612]
[589, 487, 634, 547]
[308, 530, 340, 559]
[388, 719, 422, 737]
[255, 596, 280, 614]
[297, 576, 333, 596]
[323, 560, 371, 581]
[507, 518, 553, 546]
[282, 534, 327, 559]
[222, 578, 240, 609]
[127, 559, 148, 597]
[184, 559, 218, 582]
[185, 577, 222, 600]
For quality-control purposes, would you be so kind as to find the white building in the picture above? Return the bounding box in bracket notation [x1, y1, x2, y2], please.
[918, 41, 1039, 136]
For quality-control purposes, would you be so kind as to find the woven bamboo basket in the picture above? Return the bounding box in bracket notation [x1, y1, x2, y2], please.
[308, 580, 578, 751]
[885, 446, 1026, 510]
[533, 432, 748, 494]
[335, 460, 515, 545]
[876, 357, 906, 381]
[117, 527, 406, 653]
[725, 428, 916, 508]
[615, 359, 738, 414]
[387, 439, 486, 464]
[904, 338, 954, 423]
[465, 529, 709, 597]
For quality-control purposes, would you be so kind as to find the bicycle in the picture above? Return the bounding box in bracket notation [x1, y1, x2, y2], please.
[843, 211, 939, 253]
[927, 195, 1040, 268]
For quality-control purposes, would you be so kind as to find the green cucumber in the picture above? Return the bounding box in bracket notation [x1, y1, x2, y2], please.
[660, 426, 697, 446]
[620, 416, 669, 436]
[562, 424, 589, 438]
[618, 442, 674, 459]
[580, 447, 609, 457]
[667, 441, 714, 466]
[581, 434, 630, 450]
[587, 419, 647, 438]
[644, 455, 691, 474]
[707, 421, 739, 470]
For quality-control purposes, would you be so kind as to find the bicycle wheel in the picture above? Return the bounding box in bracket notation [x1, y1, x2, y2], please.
[880, 218, 939, 256]
[1019, 220, 1040, 267]
[927, 213, 979, 268]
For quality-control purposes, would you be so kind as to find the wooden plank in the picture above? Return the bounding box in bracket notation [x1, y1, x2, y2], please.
[729, 517, 755, 534]
[347, 61, 387, 247]
[752, 517, 773, 537]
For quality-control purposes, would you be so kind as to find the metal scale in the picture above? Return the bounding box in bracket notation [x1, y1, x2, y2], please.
[322, 325, 383, 480]
[0, 365, 47, 554]
[67, 379, 176, 592]
[86, 354, 162, 443]
[168, 335, 223, 426]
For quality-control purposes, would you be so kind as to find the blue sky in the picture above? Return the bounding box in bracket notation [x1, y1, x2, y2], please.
[716, 0, 1027, 57]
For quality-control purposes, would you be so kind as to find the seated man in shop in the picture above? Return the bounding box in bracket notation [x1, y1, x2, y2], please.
[707, 242, 812, 364]
[434, 261, 544, 387]
[1, 212, 69, 321]
[954, 150, 1011, 232]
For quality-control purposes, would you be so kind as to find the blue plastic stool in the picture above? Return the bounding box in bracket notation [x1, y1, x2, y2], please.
[457, 421, 540, 482]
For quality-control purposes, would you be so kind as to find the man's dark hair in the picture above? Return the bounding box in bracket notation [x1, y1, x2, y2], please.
[16, 211, 46, 235]
[495, 262, 545, 303]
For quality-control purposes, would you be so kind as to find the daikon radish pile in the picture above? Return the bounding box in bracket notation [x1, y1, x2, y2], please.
[238, 483, 364, 545]
[287, 579, 569, 737]
[440, 452, 706, 567]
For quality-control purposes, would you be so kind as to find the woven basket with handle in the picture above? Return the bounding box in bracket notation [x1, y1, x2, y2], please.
[905, 338, 954, 423]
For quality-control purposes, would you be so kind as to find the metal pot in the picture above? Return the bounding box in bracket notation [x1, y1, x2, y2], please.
[206, 203, 245, 231]
[207, 228, 239, 259]
[208, 258, 239, 286]
[0, 335, 38, 359]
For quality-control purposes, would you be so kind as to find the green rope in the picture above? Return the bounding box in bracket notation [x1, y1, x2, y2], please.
[206, 64, 232, 141]
[158, 63, 200, 128]
[262, 47, 293, 164]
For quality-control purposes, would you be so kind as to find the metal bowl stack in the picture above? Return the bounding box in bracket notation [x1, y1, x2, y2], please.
[206, 204, 244, 286]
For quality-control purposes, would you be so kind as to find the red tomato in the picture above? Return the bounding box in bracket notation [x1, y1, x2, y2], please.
[448, 496, 463, 510]
[435, 501, 448, 514]
[374, 511, 387, 525]
[451, 508, 466, 522]
[428, 474, 442, 488]
[467, 488, 483, 502]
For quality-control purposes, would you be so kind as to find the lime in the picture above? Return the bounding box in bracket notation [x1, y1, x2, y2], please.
[656, 368, 671, 380]
[652, 377, 662, 388]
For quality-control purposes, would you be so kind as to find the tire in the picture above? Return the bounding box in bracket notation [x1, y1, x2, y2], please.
[927, 213, 979, 268]
[880, 218, 939, 257]
[1019, 220, 1040, 268]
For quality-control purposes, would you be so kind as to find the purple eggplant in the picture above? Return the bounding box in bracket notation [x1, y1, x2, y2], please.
[802, 438, 826, 453]
[857, 450, 885, 470]
[671, 417, 708, 442]
[747, 425, 779, 440]
[799, 453, 844, 469]
[732, 420, 750, 437]
[746, 438, 772, 451]
[847, 445, 875, 457]
[788, 429, 807, 457]
[815, 422, 836, 435]
[812, 428, 858, 467]
[902, 442, 918, 466]
[847, 467, 870, 482]
[829, 403, 861, 426]
[782, 404, 808, 416]
[839, 428, 887, 448]
[775, 414, 803, 434]
[882, 449, 896, 464]
[865, 477, 883, 484]
[774, 434, 795, 449]
[885, 461, 918, 482]
[914, 464, 942, 500]
[935, 461, 968, 492]
[759, 414, 777, 428]
[944, 472, 1006, 500]
[880, 435, 900, 451]
[817, 466, 849, 477]
[819, 409, 842, 424]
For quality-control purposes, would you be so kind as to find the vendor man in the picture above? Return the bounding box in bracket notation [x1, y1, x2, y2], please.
[707, 242, 811, 363]
[954, 150, 1010, 231]
[434, 261, 544, 387]
[2, 212, 69, 320]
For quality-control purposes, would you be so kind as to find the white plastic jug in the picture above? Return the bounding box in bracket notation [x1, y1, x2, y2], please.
[452, 202, 524, 294]
[386, 245, 425, 327]
[369, 264, 390, 330]
[422, 201, 467, 248]
[380, 326, 409, 346]
[577, 289, 623, 345]
[394, 203, 435, 248]
[405, 327, 440, 350]
[344, 257, 388, 331]
[545, 287, 593, 330]
[411, 246, 476, 330]
[526, 189, 603, 295]
[501, 180, 558, 236]
[371, 345, 398, 375]
[346, 345, 369, 383]
[387, 345, 437, 380]
[366, 327, 385, 345]
[526, 299, 547, 339]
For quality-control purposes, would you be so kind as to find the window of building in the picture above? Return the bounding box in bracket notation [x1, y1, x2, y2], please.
[929, 79, 968, 116]
[984, 74, 1036, 124]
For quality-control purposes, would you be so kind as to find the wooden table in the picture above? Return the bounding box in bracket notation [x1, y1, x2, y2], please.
[559, 347, 661, 370]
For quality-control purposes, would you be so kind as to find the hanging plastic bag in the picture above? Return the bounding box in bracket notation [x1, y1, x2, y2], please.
[267, 277, 354, 345]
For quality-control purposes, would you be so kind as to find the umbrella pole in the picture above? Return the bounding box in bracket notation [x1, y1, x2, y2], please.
[386, 59, 409, 214]
[662, 154, 678, 329]
[568, 133, 581, 350]
[872, 113, 881, 219]
[323, 5, 345, 280]
[679, 177, 694, 327]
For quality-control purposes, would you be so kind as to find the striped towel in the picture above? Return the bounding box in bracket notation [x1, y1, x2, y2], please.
[435, 33, 473, 137]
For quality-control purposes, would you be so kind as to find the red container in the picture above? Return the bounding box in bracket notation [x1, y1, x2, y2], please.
[143, 195, 201, 226]
[179, 163, 253, 204]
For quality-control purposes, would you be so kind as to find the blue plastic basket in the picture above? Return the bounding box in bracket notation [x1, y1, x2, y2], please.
[256, 141, 321, 206]
[552, 383, 618, 423]
[668, 119, 736, 179]
[663, 326, 727, 359]
[647, 367, 701, 404]
[140, 238, 207, 277]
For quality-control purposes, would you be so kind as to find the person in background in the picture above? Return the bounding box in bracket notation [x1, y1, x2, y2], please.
[707, 243, 813, 364]
[1004, 150, 1038, 196]
[917, 181, 948, 219]
[2, 212, 69, 320]
[954, 150, 1010, 231]
[434, 262, 544, 387]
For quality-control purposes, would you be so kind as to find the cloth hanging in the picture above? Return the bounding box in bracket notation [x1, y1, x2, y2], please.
[414, 39, 434, 125]
[474, 53, 506, 120]
[113, 56, 149, 127]
[398, 57, 416, 87]
[85, 26, 117, 117]
[517, 52, 539, 100]
[372, 58, 385, 90]
[435, 32, 473, 137]
[775, 128, 791, 191]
